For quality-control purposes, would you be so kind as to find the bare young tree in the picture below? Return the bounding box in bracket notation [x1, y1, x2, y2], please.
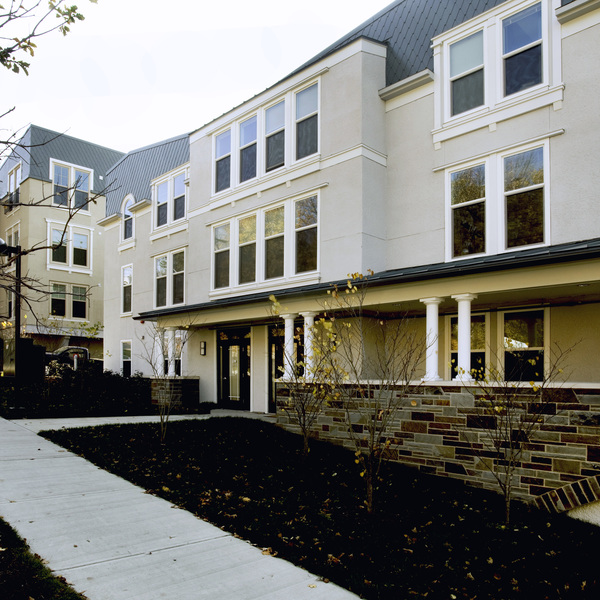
[315, 273, 426, 513]
[458, 343, 576, 526]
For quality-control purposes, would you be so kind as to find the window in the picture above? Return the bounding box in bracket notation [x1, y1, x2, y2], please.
[6, 224, 19, 250]
[215, 130, 231, 192]
[212, 195, 318, 292]
[214, 224, 230, 289]
[48, 224, 92, 271]
[449, 314, 487, 379]
[51, 228, 67, 264]
[265, 206, 284, 279]
[449, 31, 484, 116]
[504, 147, 544, 248]
[6, 290, 13, 319]
[123, 198, 134, 240]
[51, 161, 92, 210]
[434, 1, 558, 139]
[51, 284, 66, 317]
[122, 265, 132, 314]
[266, 101, 285, 172]
[447, 143, 546, 259]
[155, 250, 185, 308]
[503, 309, 544, 381]
[122, 341, 132, 377]
[295, 196, 318, 273]
[450, 163, 486, 257]
[5, 164, 21, 212]
[238, 216, 256, 285]
[73, 233, 88, 267]
[72, 286, 87, 319]
[153, 169, 188, 229]
[239, 117, 257, 183]
[503, 3, 542, 97]
[295, 84, 318, 159]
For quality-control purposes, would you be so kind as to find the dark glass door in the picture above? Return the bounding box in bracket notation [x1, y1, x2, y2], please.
[218, 329, 251, 410]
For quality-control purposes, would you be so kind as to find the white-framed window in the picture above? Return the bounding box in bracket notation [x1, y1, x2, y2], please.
[154, 249, 185, 308]
[6, 223, 20, 249]
[48, 223, 93, 272]
[5, 163, 21, 212]
[433, 0, 561, 138]
[446, 141, 547, 259]
[50, 283, 87, 320]
[122, 265, 133, 314]
[153, 168, 187, 229]
[6, 289, 14, 319]
[447, 313, 488, 379]
[501, 308, 546, 381]
[212, 81, 320, 195]
[212, 194, 319, 291]
[122, 197, 134, 241]
[51, 160, 93, 211]
[121, 340, 132, 377]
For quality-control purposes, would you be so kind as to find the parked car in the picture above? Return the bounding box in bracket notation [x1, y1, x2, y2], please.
[45, 346, 89, 368]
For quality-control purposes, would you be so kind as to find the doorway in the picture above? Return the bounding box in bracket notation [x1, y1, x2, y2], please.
[217, 328, 251, 410]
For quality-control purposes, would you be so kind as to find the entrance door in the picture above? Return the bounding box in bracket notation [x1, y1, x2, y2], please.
[268, 322, 304, 413]
[218, 329, 251, 410]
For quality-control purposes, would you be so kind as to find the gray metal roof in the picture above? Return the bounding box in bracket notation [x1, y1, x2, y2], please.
[105, 134, 190, 216]
[288, 0, 508, 87]
[0, 125, 124, 197]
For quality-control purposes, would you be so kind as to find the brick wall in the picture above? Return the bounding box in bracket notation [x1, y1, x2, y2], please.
[276, 384, 600, 511]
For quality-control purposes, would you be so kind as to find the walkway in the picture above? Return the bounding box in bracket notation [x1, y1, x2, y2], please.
[0, 415, 358, 599]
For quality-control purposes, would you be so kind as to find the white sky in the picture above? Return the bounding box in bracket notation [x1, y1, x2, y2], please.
[1, 0, 393, 153]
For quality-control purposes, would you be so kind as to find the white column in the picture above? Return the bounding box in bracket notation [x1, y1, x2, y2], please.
[301, 311, 318, 378]
[420, 297, 443, 381]
[153, 330, 163, 376]
[280, 314, 298, 379]
[452, 294, 477, 381]
[166, 327, 177, 377]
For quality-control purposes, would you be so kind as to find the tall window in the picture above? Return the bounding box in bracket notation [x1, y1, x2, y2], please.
[51, 228, 67, 264]
[450, 163, 485, 257]
[240, 117, 257, 183]
[154, 169, 187, 229]
[122, 265, 133, 314]
[504, 146, 544, 248]
[238, 215, 256, 285]
[123, 198, 134, 240]
[265, 206, 284, 279]
[122, 341, 132, 377]
[156, 181, 168, 227]
[173, 174, 185, 221]
[450, 31, 484, 116]
[51, 284, 67, 317]
[215, 130, 231, 192]
[73, 233, 88, 266]
[503, 310, 544, 381]
[155, 251, 185, 308]
[295, 196, 318, 273]
[266, 101, 285, 172]
[6, 224, 20, 250]
[51, 162, 92, 210]
[72, 286, 87, 319]
[5, 164, 21, 212]
[503, 3, 542, 97]
[295, 84, 318, 159]
[214, 224, 230, 289]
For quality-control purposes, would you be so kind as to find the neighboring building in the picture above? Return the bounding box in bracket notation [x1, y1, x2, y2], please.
[0, 125, 124, 358]
[101, 0, 600, 413]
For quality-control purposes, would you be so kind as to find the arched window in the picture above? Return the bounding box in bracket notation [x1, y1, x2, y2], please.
[122, 197, 134, 240]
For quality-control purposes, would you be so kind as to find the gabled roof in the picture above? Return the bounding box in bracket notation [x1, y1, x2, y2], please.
[288, 0, 508, 88]
[104, 133, 190, 216]
[0, 125, 124, 197]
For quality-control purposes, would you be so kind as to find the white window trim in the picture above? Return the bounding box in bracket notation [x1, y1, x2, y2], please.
[121, 340, 132, 375]
[151, 166, 189, 232]
[210, 193, 320, 297]
[498, 307, 549, 381]
[49, 282, 88, 321]
[121, 264, 133, 316]
[445, 312, 490, 380]
[445, 139, 550, 261]
[432, 0, 563, 145]
[153, 247, 186, 309]
[49, 158, 94, 212]
[46, 220, 94, 274]
[211, 79, 321, 198]
[120, 194, 136, 247]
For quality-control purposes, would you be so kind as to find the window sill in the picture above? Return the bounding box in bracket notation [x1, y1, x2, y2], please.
[47, 264, 92, 275]
[446, 240, 550, 263]
[209, 271, 321, 300]
[118, 240, 136, 252]
[149, 221, 188, 242]
[433, 84, 564, 146]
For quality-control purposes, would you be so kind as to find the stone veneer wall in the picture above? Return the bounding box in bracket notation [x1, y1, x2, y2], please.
[276, 384, 600, 511]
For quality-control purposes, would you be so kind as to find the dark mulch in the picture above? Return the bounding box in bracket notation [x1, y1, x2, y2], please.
[0, 517, 87, 600]
[43, 418, 600, 599]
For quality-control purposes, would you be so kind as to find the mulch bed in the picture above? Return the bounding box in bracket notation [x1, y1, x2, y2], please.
[44, 417, 600, 599]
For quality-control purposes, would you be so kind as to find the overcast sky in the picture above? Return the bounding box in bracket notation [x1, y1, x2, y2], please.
[1, 0, 393, 154]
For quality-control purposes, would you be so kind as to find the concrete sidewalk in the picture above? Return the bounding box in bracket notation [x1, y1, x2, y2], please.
[0, 416, 358, 599]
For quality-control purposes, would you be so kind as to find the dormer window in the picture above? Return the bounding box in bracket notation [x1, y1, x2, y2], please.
[153, 168, 188, 230]
[51, 161, 93, 210]
[123, 198, 134, 240]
